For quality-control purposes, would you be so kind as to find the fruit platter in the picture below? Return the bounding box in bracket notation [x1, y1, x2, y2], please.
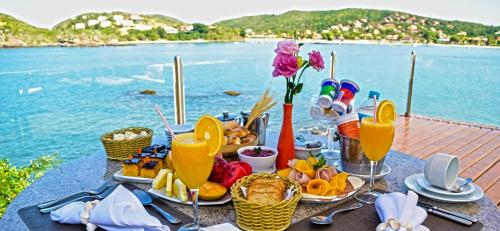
[148, 156, 252, 205]
[277, 154, 364, 203]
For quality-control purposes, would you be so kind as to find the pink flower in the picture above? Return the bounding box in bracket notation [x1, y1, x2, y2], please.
[308, 50, 324, 71]
[274, 40, 299, 55]
[272, 53, 299, 78]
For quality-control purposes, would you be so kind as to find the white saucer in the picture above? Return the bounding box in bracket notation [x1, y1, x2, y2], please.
[253, 165, 276, 173]
[416, 176, 474, 196]
[404, 174, 484, 203]
[332, 160, 391, 180]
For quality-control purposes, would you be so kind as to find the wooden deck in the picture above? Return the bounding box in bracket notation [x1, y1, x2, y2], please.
[393, 115, 500, 205]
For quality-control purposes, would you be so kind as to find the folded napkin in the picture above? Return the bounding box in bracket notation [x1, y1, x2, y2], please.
[375, 191, 429, 231]
[51, 185, 170, 231]
[200, 223, 241, 231]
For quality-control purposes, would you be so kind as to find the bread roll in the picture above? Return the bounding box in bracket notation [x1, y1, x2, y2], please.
[247, 177, 285, 205]
[227, 136, 241, 145]
[223, 120, 240, 130]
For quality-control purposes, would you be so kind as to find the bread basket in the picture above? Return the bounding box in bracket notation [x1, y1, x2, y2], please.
[221, 132, 258, 157]
[100, 127, 153, 160]
[230, 173, 301, 231]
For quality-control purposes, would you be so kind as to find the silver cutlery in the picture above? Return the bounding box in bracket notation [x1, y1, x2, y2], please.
[38, 180, 112, 209]
[423, 207, 472, 226]
[310, 202, 364, 225]
[40, 184, 118, 213]
[418, 202, 477, 223]
[450, 178, 473, 193]
[132, 189, 181, 224]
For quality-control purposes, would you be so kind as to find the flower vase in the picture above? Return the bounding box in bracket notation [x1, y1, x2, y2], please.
[276, 103, 295, 170]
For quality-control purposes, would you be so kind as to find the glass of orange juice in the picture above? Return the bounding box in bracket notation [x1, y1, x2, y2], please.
[355, 117, 395, 204]
[171, 115, 224, 230]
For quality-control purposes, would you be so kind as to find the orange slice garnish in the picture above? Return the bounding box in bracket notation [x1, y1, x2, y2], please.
[194, 115, 224, 157]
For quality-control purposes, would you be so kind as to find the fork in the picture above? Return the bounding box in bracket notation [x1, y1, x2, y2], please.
[40, 184, 118, 213]
[38, 180, 112, 209]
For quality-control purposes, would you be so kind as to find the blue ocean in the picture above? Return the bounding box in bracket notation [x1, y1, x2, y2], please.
[1, 42, 499, 165]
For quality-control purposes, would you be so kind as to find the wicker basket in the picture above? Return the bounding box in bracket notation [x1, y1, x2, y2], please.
[230, 173, 302, 231]
[100, 127, 153, 160]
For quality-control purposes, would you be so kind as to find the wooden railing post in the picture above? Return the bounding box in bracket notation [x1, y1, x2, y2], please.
[330, 51, 336, 79]
[173, 56, 185, 124]
[405, 51, 416, 117]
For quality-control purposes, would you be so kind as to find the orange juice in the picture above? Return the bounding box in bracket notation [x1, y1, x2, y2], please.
[171, 133, 214, 189]
[359, 117, 395, 161]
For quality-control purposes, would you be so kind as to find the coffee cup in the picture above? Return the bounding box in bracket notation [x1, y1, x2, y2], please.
[424, 153, 459, 190]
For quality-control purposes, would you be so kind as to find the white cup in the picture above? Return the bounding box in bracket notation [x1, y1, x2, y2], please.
[424, 153, 459, 190]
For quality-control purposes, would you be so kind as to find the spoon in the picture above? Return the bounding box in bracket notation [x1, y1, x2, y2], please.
[450, 178, 472, 193]
[132, 189, 181, 224]
[310, 202, 364, 225]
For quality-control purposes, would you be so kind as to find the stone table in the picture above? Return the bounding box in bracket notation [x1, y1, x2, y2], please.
[1, 132, 499, 230]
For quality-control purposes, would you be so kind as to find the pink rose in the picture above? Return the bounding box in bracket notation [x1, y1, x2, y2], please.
[274, 40, 299, 55]
[308, 50, 324, 71]
[272, 53, 299, 78]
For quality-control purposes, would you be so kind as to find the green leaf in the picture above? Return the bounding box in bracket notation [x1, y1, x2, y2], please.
[293, 83, 303, 95]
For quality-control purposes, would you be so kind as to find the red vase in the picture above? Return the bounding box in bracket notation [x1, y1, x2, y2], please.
[276, 103, 295, 170]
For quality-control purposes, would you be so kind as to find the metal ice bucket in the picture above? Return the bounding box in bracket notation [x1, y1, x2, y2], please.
[338, 133, 385, 175]
[241, 112, 269, 145]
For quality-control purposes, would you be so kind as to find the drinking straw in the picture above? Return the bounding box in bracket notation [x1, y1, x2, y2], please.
[154, 105, 177, 139]
[373, 96, 377, 124]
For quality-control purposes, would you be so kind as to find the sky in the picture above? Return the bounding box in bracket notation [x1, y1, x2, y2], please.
[1, 0, 499, 28]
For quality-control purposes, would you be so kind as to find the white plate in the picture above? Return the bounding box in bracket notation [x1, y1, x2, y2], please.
[416, 176, 474, 196]
[300, 176, 365, 204]
[332, 160, 391, 180]
[148, 188, 232, 205]
[254, 165, 276, 173]
[404, 174, 484, 203]
[114, 169, 154, 184]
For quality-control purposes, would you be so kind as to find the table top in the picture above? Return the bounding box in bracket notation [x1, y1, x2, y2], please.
[1, 132, 499, 230]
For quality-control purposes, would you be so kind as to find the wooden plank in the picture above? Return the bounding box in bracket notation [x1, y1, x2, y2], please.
[484, 179, 500, 206]
[459, 136, 500, 171]
[432, 128, 491, 155]
[450, 131, 498, 159]
[398, 122, 457, 153]
[392, 120, 443, 150]
[473, 160, 500, 192]
[405, 124, 468, 158]
[460, 146, 500, 180]
[410, 125, 477, 159]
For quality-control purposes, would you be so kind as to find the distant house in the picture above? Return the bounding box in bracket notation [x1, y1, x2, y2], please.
[100, 20, 112, 28]
[97, 16, 107, 22]
[87, 19, 99, 26]
[457, 31, 467, 36]
[134, 24, 152, 31]
[131, 14, 143, 21]
[75, 23, 86, 30]
[353, 20, 362, 28]
[113, 15, 124, 21]
[179, 24, 193, 32]
[121, 20, 133, 27]
[437, 38, 450, 43]
[163, 26, 178, 34]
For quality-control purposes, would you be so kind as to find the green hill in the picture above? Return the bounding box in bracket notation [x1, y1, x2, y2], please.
[217, 8, 500, 45]
[0, 13, 55, 46]
[0, 8, 499, 47]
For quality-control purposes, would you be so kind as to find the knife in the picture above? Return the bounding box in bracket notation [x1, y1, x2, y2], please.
[423, 207, 472, 226]
[418, 202, 478, 223]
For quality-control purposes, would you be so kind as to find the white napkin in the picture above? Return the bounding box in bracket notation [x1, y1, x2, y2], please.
[375, 191, 429, 231]
[51, 185, 170, 231]
[200, 223, 241, 231]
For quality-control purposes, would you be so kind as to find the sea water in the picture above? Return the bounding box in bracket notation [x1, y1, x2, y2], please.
[0, 42, 499, 165]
